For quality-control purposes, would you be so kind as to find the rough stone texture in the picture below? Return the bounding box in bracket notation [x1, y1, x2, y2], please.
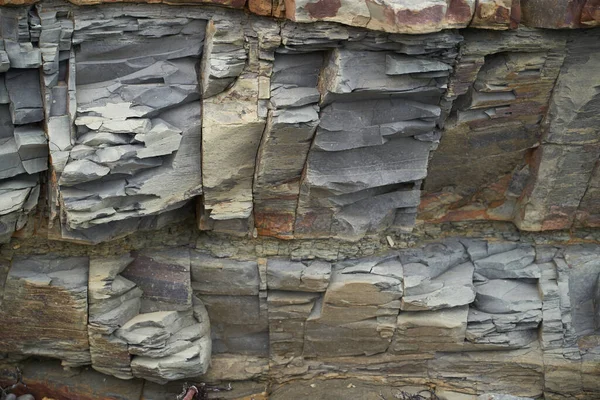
[191, 252, 260, 296]
[253, 53, 322, 239]
[122, 248, 192, 313]
[0, 255, 91, 367]
[423, 28, 566, 225]
[50, 6, 204, 243]
[293, 31, 460, 240]
[0, 8, 47, 244]
[284, 0, 476, 34]
[1, 2, 600, 399]
[267, 258, 331, 292]
[0, 239, 598, 398]
[521, 0, 600, 28]
[88, 254, 140, 379]
[516, 30, 600, 232]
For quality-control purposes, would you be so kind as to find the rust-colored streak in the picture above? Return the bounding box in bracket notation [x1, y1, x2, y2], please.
[395, 5, 446, 25]
[446, 0, 475, 24]
[304, 0, 342, 18]
[510, 0, 522, 28]
[255, 211, 295, 239]
[581, 0, 600, 25]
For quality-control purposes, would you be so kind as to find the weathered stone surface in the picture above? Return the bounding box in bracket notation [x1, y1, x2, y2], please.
[516, 30, 600, 231]
[475, 279, 542, 314]
[402, 262, 475, 311]
[470, 0, 520, 30]
[5, 69, 43, 125]
[51, 10, 204, 242]
[521, 0, 600, 28]
[197, 294, 269, 356]
[423, 29, 566, 225]
[0, 360, 144, 400]
[202, 74, 265, 221]
[267, 258, 331, 292]
[254, 53, 322, 239]
[429, 346, 544, 397]
[392, 306, 469, 353]
[191, 252, 259, 295]
[0, 255, 91, 367]
[285, 0, 475, 34]
[122, 248, 192, 313]
[474, 246, 539, 279]
[268, 291, 319, 357]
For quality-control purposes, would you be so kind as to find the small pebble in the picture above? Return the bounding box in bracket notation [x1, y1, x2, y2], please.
[5, 394, 17, 400]
[17, 395, 35, 400]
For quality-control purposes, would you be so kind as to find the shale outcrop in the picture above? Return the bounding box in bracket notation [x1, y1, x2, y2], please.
[0, 1, 599, 399]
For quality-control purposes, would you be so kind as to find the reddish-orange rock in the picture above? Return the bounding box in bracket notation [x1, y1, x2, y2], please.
[520, 0, 592, 28]
[285, 0, 476, 34]
[248, 0, 273, 15]
[254, 210, 295, 239]
[470, 0, 521, 29]
[581, 0, 600, 26]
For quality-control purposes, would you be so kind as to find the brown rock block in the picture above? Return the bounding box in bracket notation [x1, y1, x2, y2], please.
[521, 0, 588, 28]
[0, 255, 91, 367]
[248, 0, 273, 15]
[581, 0, 600, 26]
[470, 0, 521, 29]
[123, 248, 192, 313]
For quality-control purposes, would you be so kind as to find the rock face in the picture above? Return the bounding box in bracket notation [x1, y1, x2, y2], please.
[0, 255, 90, 367]
[516, 30, 600, 231]
[49, 8, 205, 243]
[0, 240, 599, 398]
[1, 1, 600, 400]
[0, 8, 47, 244]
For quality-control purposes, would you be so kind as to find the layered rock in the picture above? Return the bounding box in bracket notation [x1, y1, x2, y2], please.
[50, 5, 204, 243]
[516, 30, 600, 231]
[423, 28, 566, 224]
[116, 301, 211, 384]
[0, 7, 48, 243]
[253, 53, 322, 238]
[304, 255, 403, 357]
[0, 255, 90, 367]
[200, 17, 279, 234]
[88, 254, 140, 379]
[191, 252, 268, 356]
[294, 33, 460, 240]
[284, 0, 475, 34]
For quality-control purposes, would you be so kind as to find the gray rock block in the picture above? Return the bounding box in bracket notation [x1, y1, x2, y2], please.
[392, 306, 469, 353]
[386, 54, 452, 75]
[305, 137, 431, 195]
[191, 252, 259, 296]
[14, 125, 47, 160]
[0, 138, 25, 180]
[4, 41, 41, 69]
[267, 259, 331, 292]
[474, 247, 539, 279]
[402, 262, 476, 311]
[475, 280, 542, 314]
[5, 69, 43, 124]
[270, 86, 320, 108]
[58, 159, 110, 186]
